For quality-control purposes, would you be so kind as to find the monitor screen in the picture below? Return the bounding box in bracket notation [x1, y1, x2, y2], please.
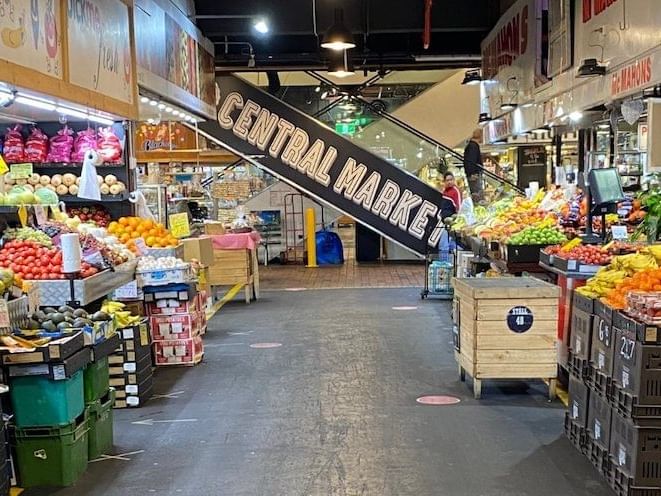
[588, 168, 625, 206]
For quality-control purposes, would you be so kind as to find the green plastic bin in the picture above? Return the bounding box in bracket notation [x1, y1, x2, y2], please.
[11, 370, 84, 428]
[86, 389, 115, 460]
[83, 357, 110, 403]
[14, 413, 89, 488]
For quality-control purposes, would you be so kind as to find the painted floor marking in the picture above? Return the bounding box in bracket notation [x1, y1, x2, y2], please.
[250, 342, 283, 349]
[416, 395, 461, 405]
[89, 450, 145, 463]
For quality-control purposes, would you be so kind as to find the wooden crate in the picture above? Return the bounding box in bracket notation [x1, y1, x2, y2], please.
[453, 277, 560, 399]
[208, 248, 260, 303]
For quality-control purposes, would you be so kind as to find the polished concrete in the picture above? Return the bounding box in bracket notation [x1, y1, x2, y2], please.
[25, 288, 612, 496]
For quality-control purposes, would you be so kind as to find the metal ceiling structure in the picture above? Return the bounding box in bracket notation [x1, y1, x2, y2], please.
[193, 0, 505, 72]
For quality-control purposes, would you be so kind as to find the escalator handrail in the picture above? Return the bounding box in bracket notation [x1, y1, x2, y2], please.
[352, 96, 525, 195]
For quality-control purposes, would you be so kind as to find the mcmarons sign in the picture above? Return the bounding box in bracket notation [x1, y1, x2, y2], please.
[482, 4, 529, 79]
[611, 56, 652, 97]
[198, 76, 455, 255]
[582, 0, 619, 23]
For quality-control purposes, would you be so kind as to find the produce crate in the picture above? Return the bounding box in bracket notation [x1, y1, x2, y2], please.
[117, 320, 151, 346]
[83, 357, 109, 404]
[568, 374, 590, 428]
[1, 332, 84, 365]
[7, 296, 30, 330]
[149, 313, 202, 341]
[452, 277, 559, 399]
[505, 244, 550, 263]
[613, 312, 661, 344]
[591, 313, 615, 379]
[86, 390, 114, 460]
[153, 336, 204, 366]
[609, 467, 661, 496]
[570, 307, 593, 361]
[573, 291, 596, 314]
[113, 375, 153, 408]
[587, 366, 613, 399]
[7, 347, 90, 381]
[13, 412, 88, 488]
[564, 412, 586, 454]
[554, 257, 604, 275]
[587, 388, 613, 451]
[586, 437, 610, 476]
[108, 353, 151, 380]
[113, 340, 151, 363]
[144, 244, 184, 260]
[539, 249, 554, 267]
[136, 265, 192, 287]
[609, 411, 661, 490]
[11, 369, 84, 428]
[568, 351, 590, 380]
[143, 284, 197, 302]
[35, 268, 135, 307]
[88, 333, 121, 362]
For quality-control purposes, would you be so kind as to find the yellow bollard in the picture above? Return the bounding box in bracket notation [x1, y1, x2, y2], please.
[305, 207, 318, 268]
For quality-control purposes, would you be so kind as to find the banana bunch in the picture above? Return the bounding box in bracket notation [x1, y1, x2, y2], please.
[576, 267, 629, 298]
[611, 253, 658, 274]
[101, 300, 141, 329]
[644, 245, 661, 265]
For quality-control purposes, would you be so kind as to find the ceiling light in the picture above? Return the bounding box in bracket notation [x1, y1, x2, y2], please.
[321, 8, 356, 50]
[172, 110, 180, 116]
[315, 86, 321, 93]
[328, 49, 355, 78]
[0, 89, 14, 106]
[88, 114, 114, 126]
[147, 118, 154, 124]
[15, 95, 56, 111]
[532, 127, 548, 134]
[140, 96, 149, 103]
[577, 58, 606, 77]
[157, 103, 166, 110]
[478, 112, 491, 126]
[500, 102, 517, 111]
[598, 123, 610, 129]
[569, 111, 583, 122]
[56, 106, 88, 119]
[165, 107, 173, 113]
[149, 100, 158, 106]
[522, 102, 534, 108]
[253, 19, 269, 34]
[461, 70, 482, 85]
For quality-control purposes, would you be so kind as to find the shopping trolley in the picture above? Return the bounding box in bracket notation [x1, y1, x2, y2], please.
[421, 227, 455, 300]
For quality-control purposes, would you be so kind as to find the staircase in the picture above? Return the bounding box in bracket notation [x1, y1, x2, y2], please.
[198, 75, 520, 257]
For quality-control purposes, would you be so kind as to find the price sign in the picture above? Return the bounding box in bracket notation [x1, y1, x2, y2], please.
[26, 283, 40, 314]
[611, 225, 628, 240]
[34, 205, 47, 226]
[17, 206, 28, 228]
[0, 299, 10, 328]
[0, 156, 8, 175]
[506, 306, 534, 333]
[169, 212, 191, 238]
[134, 238, 148, 256]
[114, 280, 139, 299]
[10, 163, 33, 180]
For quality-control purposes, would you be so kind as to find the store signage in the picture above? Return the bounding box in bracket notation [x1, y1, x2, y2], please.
[10, 163, 33, 180]
[581, 0, 619, 23]
[611, 57, 653, 98]
[507, 306, 534, 333]
[481, 3, 529, 79]
[168, 212, 190, 239]
[67, 0, 133, 104]
[198, 76, 454, 255]
[0, 0, 62, 78]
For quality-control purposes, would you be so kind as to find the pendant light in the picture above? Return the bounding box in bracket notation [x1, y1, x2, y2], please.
[328, 49, 355, 78]
[321, 8, 356, 50]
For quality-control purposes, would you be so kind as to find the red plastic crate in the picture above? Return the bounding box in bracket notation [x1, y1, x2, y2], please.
[149, 314, 202, 341]
[153, 336, 204, 366]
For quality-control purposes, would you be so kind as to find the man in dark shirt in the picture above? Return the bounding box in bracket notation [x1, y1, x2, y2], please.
[464, 128, 483, 199]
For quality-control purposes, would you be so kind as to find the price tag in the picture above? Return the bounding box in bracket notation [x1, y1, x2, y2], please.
[26, 283, 40, 314]
[33, 205, 47, 226]
[10, 163, 33, 180]
[611, 225, 628, 240]
[0, 156, 8, 175]
[168, 212, 190, 238]
[134, 238, 148, 256]
[139, 323, 149, 346]
[17, 205, 28, 228]
[114, 280, 138, 299]
[0, 299, 10, 328]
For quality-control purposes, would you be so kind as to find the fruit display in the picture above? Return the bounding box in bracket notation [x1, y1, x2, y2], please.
[101, 300, 142, 329]
[10, 172, 127, 197]
[3, 227, 53, 247]
[23, 305, 110, 332]
[137, 256, 187, 271]
[508, 226, 567, 246]
[0, 240, 99, 280]
[0, 185, 59, 206]
[556, 244, 612, 266]
[66, 205, 111, 227]
[108, 217, 179, 253]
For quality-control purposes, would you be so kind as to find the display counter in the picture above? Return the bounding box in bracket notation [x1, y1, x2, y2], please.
[206, 232, 261, 304]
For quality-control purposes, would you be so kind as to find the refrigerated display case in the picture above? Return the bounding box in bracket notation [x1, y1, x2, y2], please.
[140, 184, 168, 225]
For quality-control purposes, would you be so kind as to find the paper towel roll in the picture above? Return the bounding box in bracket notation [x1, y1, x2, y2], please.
[61, 233, 82, 274]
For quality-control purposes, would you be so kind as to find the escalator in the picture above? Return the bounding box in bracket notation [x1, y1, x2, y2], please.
[198, 74, 520, 257]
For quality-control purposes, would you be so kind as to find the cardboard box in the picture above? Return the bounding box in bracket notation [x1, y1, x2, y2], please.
[146, 297, 199, 316]
[150, 314, 202, 341]
[153, 336, 204, 365]
[204, 222, 225, 235]
[183, 237, 215, 266]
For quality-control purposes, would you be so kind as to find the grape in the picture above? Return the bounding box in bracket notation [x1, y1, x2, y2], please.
[3, 227, 53, 247]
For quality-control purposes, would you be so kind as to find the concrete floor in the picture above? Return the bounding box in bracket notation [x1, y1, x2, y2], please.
[25, 288, 612, 496]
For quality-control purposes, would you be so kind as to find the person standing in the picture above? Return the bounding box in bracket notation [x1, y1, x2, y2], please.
[464, 128, 484, 198]
[442, 172, 462, 211]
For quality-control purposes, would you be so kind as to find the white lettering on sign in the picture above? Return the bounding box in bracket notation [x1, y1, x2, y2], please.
[481, 4, 529, 79]
[611, 57, 652, 97]
[582, 0, 619, 23]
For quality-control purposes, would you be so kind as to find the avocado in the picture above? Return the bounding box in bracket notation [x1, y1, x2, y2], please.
[41, 320, 57, 332]
[72, 318, 89, 328]
[28, 319, 40, 330]
[50, 313, 66, 324]
[56, 322, 71, 331]
[72, 308, 88, 318]
[44, 307, 57, 314]
[91, 311, 111, 322]
[58, 305, 74, 314]
[33, 310, 46, 322]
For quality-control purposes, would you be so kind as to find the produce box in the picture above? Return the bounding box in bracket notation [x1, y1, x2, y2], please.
[2, 332, 84, 366]
[8, 348, 90, 382]
[136, 265, 192, 287]
[83, 357, 109, 404]
[182, 237, 214, 266]
[13, 412, 88, 488]
[586, 389, 612, 451]
[35, 268, 135, 307]
[113, 375, 153, 408]
[505, 244, 550, 263]
[554, 257, 602, 274]
[108, 353, 152, 377]
[613, 311, 661, 344]
[145, 297, 199, 316]
[539, 249, 554, 267]
[573, 291, 596, 314]
[568, 374, 590, 428]
[143, 284, 197, 302]
[10, 369, 84, 428]
[113, 341, 151, 363]
[150, 314, 202, 341]
[117, 320, 150, 346]
[570, 308, 593, 362]
[109, 281, 144, 302]
[144, 244, 184, 260]
[86, 390, 114, 460]
[88, 333, 121, 362]
[153, 336, 204, 366]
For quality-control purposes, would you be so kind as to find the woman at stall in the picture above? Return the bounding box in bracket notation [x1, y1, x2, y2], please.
[441, 172, 462, 211]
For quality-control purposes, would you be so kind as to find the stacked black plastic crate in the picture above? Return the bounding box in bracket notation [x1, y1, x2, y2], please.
[565, 292, 661, 495]
[109, 320, 153, 408]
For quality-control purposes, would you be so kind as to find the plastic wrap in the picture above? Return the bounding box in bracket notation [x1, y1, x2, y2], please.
[71, 128, 97, 162]
[25, 127, 49, 163]
[46, 126, 74, 163]
[97, 127, 122, 163]
[3, 125, 25, 163]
